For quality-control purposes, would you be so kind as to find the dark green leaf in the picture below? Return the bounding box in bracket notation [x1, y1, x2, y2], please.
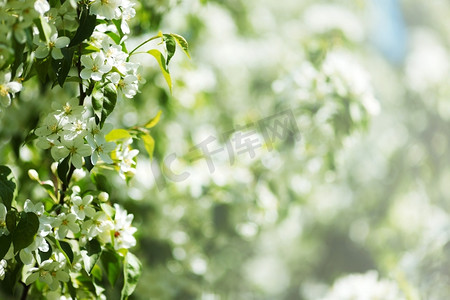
[163, 34, 176, 65]
[0, 234, 11, 260]
[67, 278, 77, 299]
[100, 83, 117, 127]
[69, 7, 97, 47]
[34, 57, 51, 84]
[56, 47, 75, 87]
[101, 249, 121, 286]
[121, 252, 142, 300]
[84, 155, 94, 172]
[170, 33, 190, 58]
[0, 165, 16, 209]
[91, 173, 112, 194]
[22, 130, 37, 146]
[59, 240, 74, 263]
[38, 247, 52, 261]
[57, 156, 70, 186]
[12, 212, 39, 252]
[5, 211, 16, 233]
[82, 239, 102, 274]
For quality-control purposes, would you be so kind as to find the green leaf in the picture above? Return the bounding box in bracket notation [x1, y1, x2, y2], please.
[141, 133, 155, 160]
[67, 278, 77, 299]
[56, 47, 75, 87]
[12, 212, 39, 252]
[112, 19, 125, 40]
[105, 129, 131, 141]
[0, 234, 11, 260]
[59, 240, 74, 263]
[147, 49, 172, 93]
[101, 249, 121, 286]
[91, 173, 112, 194]
[82, 239, 102, 274]
[80, 43, 100, 55]
[0, 165, 16, 209]
[101, 83, 117, 128]
[144, 110, 162, 129]
[163, 34, 176, 66]
[57, 156, 70, 187]
[69, 7, 97, 47]
[38, 247, 52, 261]
[35, 57, 51, 84]
[34, 16, 52, 42]
[121, 252, 142, 300]
[170, 33, 190, 58]
[22, 130, 37, 146]
[6, 211, 16, 233]
[105, 31, 121, 45]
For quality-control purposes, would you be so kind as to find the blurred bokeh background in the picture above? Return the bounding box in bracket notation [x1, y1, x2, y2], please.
[3, 0, 450, 299]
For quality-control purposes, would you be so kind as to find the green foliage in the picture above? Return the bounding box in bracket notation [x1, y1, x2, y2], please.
[121, 252, 142, 300]
[147, 49, 172, 93]
[12, 212, 39, 252]
[0, 166, 16, 210]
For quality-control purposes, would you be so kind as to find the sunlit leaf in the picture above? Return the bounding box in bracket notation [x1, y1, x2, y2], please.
[147, 49, 172, 93]
[106, 129, 131, 141]
[170, 33, 190, 58]
[144, 110, 162, 129]
[141, 133, 155, 160]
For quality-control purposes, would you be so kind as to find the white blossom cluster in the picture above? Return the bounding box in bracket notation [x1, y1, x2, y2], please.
[34, 99, 140, 178]
[0, 189, 137, 292]
[321, 271, 406, 300]
[35, 99, 116, 168]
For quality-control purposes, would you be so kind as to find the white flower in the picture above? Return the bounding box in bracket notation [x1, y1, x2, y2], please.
[80, 52, 112, 81]
[52, 136, 92, 168]
[0, 259, 7, 280]
[53, 99, 85, 123]
[101, 40, 128, 69]
[112, 204, 137, 250]
[117, 75, 139, 99]
[20, 235, 50, 265]
[89, 0, 121, 20]
[0, 72, 22, 108]
[25, 255, 69, 290]
[34, 32, 70, 60]
[62, 119, 88, 141]
[86, 118, 113, 140]
[116, 138, 139, 179]
[86, 135, 116, 165]
[81, 211, 114, 241]
[120, 0, 136, 34]
[34, 0, 50, 15]
[52, 213, 80, 239]
[71, 195, 96, 220]
[35, 114, 67, 143]
[0, 203, 9, 236]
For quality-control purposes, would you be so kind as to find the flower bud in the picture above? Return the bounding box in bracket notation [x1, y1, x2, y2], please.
[28, 169, 40, 181]
[98, 192, 109, 202]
